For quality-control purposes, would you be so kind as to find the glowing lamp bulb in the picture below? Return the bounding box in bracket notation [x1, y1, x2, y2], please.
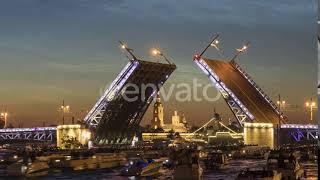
[121, 45, 126, 49]
[152, 49, 160, 55]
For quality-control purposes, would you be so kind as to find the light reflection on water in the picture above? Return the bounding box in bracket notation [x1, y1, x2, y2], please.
[203, 159, 267, 179]
[301, 162, 318, 180]
[20, 160, 317, 180]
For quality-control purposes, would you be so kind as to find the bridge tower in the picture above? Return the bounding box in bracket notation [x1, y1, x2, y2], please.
[151, 93, 164, 129]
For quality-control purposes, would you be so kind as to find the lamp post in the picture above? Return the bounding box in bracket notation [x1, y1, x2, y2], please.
[276, 94, 285, 149]
[231, 42, 250, 62]
[305, 98, 316, 121]
[60, 100, 70, 125]
[276, 99, 286, 112]
[151, 48, 173, 65]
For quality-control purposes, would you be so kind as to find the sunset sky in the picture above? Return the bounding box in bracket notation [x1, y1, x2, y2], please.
[0, 0, 317, 127]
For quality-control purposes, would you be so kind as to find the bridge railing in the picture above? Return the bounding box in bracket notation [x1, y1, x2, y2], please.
[232, 62, 283, 117]
[0, 127, 56, 142]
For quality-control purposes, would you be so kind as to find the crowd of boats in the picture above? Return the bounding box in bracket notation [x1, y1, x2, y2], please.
[0, 144, 317, 179]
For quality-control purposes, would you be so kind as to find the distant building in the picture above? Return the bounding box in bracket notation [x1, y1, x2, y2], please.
[150, 94, 188, 133]
[0, 115, 5, 129]
[151, 93, 164, 129]
[56, 124, 91, 149]
[163, 111, 188, 133]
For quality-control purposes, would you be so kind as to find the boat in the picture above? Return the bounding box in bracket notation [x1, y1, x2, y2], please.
[171, 149, 203, 180]
[267, 151, 304, 179]
[46, 153, 126, 172]
[232, 146, 270, 159]
[25, 161, 49, 177]
[6, 161, 49, 177]
[236, 168, 282, 180]
[174, 164, 203, 180]
[120, 157, 163, 177]
[69, 153, 126, 171]
[203, 151, 228, 170]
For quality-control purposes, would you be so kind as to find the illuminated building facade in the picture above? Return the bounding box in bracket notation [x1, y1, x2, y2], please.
[163, 111, 188, 133]
[56, 124, 91, 149]
[151, 93, 164, 129]
[243, 123, 275, 149]
[0, 115, 5, 129]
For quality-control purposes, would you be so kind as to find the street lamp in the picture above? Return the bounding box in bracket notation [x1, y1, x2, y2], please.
[151, 48, 172, 64]
[60, 100, 70, 125]
[276, 95, 286, 124]
[210, 39, 220, 50]
[277, 100, 286, 107]
[276, 94, 285, 149]
[119, 41, 138, 60]
[231, 41, 250, 62]
[305, 99, 316, 121]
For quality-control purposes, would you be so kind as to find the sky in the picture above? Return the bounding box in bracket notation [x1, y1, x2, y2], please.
[0, 0, 317, 127]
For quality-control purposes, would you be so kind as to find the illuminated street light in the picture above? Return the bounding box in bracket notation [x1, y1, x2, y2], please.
[276, 94, 286, 149]
[198, 34, 219, 57]
[210, 39, 220, 50]
[276, 95, 286, 123]
[237, 45, 247, 52]
[151, 48, 172, 64]
[277, 100, 286, 106]
[231, 41, 250, 62]
[152, 49, 160, 56]
[119, 41, 138, 60]
[60, 100, 70, 125]
[305, 98, 316, 121]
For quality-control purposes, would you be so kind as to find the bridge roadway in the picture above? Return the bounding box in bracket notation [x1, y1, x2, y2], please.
[202, 58, 281, 124]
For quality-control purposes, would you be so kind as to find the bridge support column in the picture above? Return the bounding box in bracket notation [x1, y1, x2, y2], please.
[243, 123, 276, 149]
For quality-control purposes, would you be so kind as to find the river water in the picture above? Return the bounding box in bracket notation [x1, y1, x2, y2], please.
[39, 159, 317, 180]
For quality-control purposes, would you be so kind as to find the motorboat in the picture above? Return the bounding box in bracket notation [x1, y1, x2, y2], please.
[232, 146, 270, 159]
[6, 161, 49, 177]
[267, 151, 304, 179]
[236, 168, 282, 180]
[69, 153, 126, 171]
[171, 149, 203, 180]
[120, 157, 163, 177]
[203, 151, 228, 170]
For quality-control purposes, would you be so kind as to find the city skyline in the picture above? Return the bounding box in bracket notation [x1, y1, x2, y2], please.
[0, 0, 317, 127]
